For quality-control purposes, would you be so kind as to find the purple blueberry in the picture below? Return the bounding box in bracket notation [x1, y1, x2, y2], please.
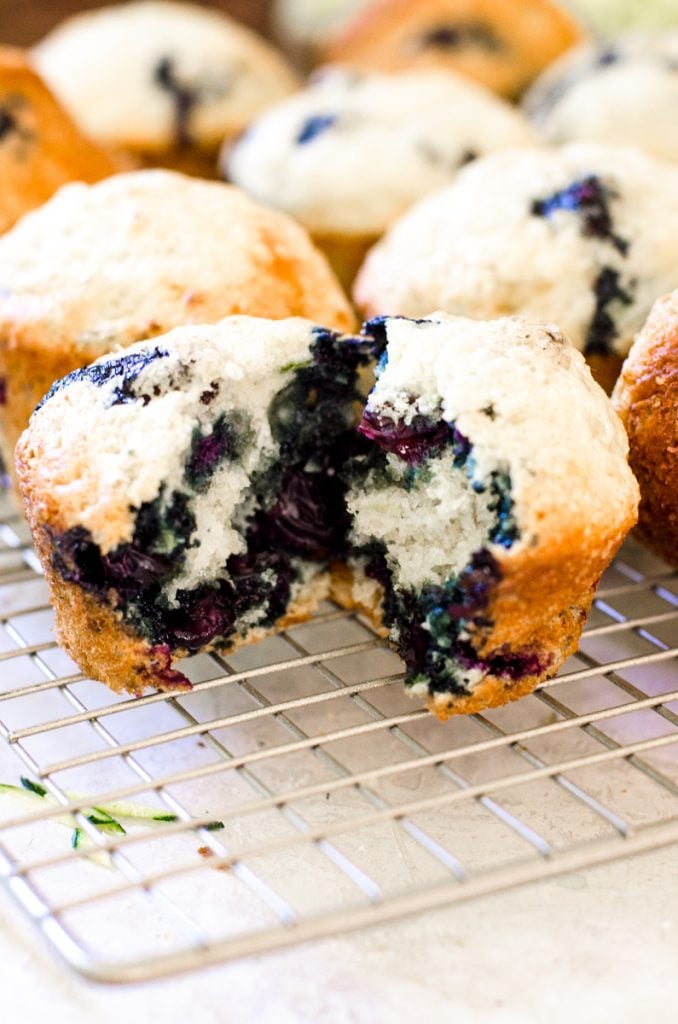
[358, 408, 449, 465]
[531, 175, 628, 255]
[166, 586, 235, 651]
[296, 114, 337, 145]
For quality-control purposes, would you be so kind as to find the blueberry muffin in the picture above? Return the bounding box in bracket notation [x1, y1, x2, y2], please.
[225, 66, 537, 287]
[613, 290, 678, 567]
[337, 313, 639, 719]
[272, 0, 369, 69]
[573, 0, 678, 33]
[355, 144, 678, 391]
[0, 46, 120, 235]
[16, 316, 377, 695]
[33, 0, 299, 178]
[322, 0, 585, 99]
[524, 32, 678, 165]
[0, 169, 354, 492]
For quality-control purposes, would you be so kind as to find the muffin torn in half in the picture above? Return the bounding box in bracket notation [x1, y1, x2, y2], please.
[17, 312, 638, 717]
[16, 316, 377, 695]
[339, 313, 639, 718]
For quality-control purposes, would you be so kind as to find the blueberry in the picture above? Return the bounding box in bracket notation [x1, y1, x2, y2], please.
[268, 329, 371, 465]
[228, 549, 294, 626]
[585, 266, 633, 356]
[358, 409, 449, 465]
[449, 425, 472, 469]
[531, 175, 628, 255]
[487, 472, 518, 547]
[101, 547, 173, 588]
[0, 107, 17, 141]
[37, 347, 170, 411]
[485, 646, 550, 681]
[149, 644, 191, 689]
[596, 48, 619, 67]
[419, 22, 503, 52]
[166, 584, 235, 651]
[263, 468, 347, 560]
[185, 413, 243, 492]
[153, 56, 199, 148]
[296, 114, 337, 145]
[51, 527, 106, 590]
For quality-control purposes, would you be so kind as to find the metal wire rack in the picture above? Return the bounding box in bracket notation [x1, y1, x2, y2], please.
[0, 489, 677, 985]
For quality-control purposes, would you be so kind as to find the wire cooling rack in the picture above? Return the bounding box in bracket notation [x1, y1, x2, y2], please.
[0, 490, 677, 985]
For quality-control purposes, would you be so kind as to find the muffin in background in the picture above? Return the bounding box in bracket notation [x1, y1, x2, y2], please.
[612, 290, 678, 568]
[354, 144, 678, 392]
[0, 46, 120, 235]
[321, 0, 585, 99]
[32, 0, 299, 178]
[225, 66, 537, 287]
[524, 31, 678, 165]
[272, 0, 370, 68]
[0, 169, 354, 493]
[573, 0, 678, 33]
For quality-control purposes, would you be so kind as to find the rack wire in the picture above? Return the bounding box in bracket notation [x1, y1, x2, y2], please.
[0, 489, 676, 984]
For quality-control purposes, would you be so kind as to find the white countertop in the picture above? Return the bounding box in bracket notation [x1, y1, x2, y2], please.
[1, 843, 676, 1024]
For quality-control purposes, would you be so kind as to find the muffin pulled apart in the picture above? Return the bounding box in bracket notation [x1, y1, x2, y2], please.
[17, 313, 639, 717]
